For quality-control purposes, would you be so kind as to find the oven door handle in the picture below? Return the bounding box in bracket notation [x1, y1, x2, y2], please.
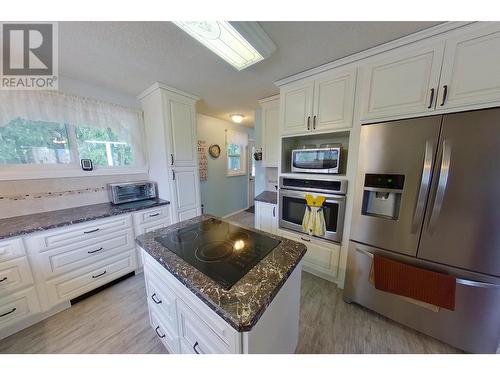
[279, 189, 346, 201]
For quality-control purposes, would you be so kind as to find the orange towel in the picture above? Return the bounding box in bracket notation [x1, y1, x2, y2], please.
[373, 254, 456, 311]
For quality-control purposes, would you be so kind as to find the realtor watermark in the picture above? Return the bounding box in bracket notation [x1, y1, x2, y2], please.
[0, 22, 58, 90]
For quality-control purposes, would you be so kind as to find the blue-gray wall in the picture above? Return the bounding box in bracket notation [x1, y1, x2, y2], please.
[197, 114, 254, 217]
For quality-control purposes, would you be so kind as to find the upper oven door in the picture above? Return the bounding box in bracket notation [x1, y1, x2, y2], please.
[291, 148, 340, 173]
[279, 189, 345, 243]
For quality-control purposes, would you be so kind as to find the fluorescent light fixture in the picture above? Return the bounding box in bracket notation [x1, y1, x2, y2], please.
[230, 114, 244, 123]
[173, 21, 276, 71]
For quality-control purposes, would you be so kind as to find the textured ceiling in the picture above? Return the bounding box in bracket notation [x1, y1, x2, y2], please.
[59, 21, 442, 126]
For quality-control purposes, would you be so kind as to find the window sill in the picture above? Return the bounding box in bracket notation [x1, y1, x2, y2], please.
[0, 166, 148, 181]
[226, 171, 247, 177]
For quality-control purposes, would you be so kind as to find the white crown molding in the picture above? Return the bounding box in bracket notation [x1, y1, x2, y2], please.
[137, 82, 200, 101]
[274, 21, 475, 87]
[258, 94, 280, 105]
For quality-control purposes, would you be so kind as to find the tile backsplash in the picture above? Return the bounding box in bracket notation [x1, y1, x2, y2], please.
[0, 174, 148, 219]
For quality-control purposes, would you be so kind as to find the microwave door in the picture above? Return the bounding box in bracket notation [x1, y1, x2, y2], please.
[418, 109, 500, 277]
[350, 116, 442, 256]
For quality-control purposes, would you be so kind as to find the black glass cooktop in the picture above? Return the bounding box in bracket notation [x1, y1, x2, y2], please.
[155, 218, 281, 290]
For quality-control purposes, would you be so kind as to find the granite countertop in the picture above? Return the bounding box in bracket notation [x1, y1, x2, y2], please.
[255, 191, 277, 205]
[0, 199, 170, 240]
[136, 214, 307, 332]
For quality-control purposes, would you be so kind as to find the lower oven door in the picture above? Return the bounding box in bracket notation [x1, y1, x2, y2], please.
[279, 189, 345, 243]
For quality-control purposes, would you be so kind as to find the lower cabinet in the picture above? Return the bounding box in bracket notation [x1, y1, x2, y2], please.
[254, 201, 278, 234]
[277, 228, 340, 281]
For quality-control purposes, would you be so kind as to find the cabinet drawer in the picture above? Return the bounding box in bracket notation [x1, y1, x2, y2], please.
[0, 238, 25, 262]
[0, 257, 34, 296]
[133, 206, 170, 225]
[145, 269, 177, 336]
[35, 229, 135, 279]
[45, 252, 136, 305]
[25, 215, 132, 252]
[177, 299, 232, 354]
[150, 308, 178, 353]
[0, 287, 40, 330]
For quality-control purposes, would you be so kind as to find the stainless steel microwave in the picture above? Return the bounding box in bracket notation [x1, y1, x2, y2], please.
[291, 146, 342, 174]
[108, 181, 157, 205]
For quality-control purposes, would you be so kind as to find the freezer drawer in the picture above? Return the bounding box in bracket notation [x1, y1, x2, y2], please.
[343, 241, 500, 353]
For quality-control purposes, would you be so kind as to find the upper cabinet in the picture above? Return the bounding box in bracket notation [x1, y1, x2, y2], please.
[259, 95, 280, 167]
[165, 95, 198, 167]
[439, 23, 500, 110]
[358, 42, 445, 121]
[358, 22, 500, 122]
[280, 66, 356, 136]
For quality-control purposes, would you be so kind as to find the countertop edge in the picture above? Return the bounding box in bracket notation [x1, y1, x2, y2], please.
[0, 199, 170, 241]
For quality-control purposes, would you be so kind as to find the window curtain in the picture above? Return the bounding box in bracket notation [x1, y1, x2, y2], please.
[225, 128, 248, 148]
[0, 90, 143, 142]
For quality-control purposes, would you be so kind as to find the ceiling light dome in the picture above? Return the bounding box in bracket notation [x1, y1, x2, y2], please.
[230, 114, 244, 123]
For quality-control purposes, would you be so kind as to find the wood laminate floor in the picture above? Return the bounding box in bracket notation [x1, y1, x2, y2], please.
[0, 271, 464, 354]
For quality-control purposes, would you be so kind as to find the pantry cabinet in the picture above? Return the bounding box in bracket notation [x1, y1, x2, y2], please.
[259, 95, 280, 167]
[254, 201, 277, 234]
[280, 67, 356, 136]
[139, 83, 202, 223]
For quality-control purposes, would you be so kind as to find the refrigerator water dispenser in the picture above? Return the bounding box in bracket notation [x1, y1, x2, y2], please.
[361, 174, 405, 220]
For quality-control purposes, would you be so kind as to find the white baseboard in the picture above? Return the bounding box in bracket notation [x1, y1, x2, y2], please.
[222, 206, 251, 218]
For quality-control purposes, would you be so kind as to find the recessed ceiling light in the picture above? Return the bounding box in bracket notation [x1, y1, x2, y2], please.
[230, 114, 244, 123]
[173, 21, 276, 71]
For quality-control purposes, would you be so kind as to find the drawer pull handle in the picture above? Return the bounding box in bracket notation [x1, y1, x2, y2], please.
[300, 236, 311, 242]
[83, 228, 100, 234]
[149, 213, 160, 217]
[0, 277, 7, 283]
[92, 270, 107, 279]
[151, 293, 162, 304]
[155, 325, 166, 338]
[0, 307, 16, 317]
[88, 247, 103, 254]
[193, 341, 201, 354]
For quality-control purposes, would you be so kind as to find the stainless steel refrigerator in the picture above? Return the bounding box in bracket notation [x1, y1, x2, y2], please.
[344, 107, 500, 353]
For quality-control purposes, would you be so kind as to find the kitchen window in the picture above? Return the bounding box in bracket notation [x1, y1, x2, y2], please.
[0, 91, 145, 179]
[226, 129, 248, 176]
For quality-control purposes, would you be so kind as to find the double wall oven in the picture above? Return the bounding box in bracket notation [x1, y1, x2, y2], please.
[279, 176, 347, 243]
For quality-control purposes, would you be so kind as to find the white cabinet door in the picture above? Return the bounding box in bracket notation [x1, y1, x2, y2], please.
[359, 41, 445, 121]
[255, 202, 277, 234]
[280, 82, 314, 135]
[313, 67, 356, 132]
[439, 23, 500, 110]
[262, 101, 280, 167]
[171, 167, 201, 222]
[166, 96, 197, 167]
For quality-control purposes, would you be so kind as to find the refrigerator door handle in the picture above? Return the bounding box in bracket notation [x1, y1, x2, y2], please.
[456, 278, 500, 289]
[411, 140, 434, 233]
[428, 139, 451, 233]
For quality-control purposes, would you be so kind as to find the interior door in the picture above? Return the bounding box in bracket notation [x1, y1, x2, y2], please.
[350, 116, 442, 256]
[418, 108, 500, 277]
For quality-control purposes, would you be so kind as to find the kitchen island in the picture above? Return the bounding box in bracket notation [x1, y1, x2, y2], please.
[136, 215, 307, 354]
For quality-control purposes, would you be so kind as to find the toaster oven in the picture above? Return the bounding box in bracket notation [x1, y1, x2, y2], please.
[108, 181, 157, 205]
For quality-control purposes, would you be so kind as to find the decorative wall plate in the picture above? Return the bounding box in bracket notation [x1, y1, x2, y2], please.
[208, 144, 221, 158]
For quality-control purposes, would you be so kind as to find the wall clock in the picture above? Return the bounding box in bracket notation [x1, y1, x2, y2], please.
[208, 144, 221, 158]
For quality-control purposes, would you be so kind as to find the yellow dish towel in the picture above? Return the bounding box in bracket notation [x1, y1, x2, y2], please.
[302, 194, 326, 237]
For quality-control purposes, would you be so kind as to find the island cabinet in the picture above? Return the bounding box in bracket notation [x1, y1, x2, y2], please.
[141, 251, 303, 354]
[358, 22, 500, 122]
[280, 66, 356, 136]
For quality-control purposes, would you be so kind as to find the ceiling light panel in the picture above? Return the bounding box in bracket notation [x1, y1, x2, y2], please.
[173, 21, 275, 71]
